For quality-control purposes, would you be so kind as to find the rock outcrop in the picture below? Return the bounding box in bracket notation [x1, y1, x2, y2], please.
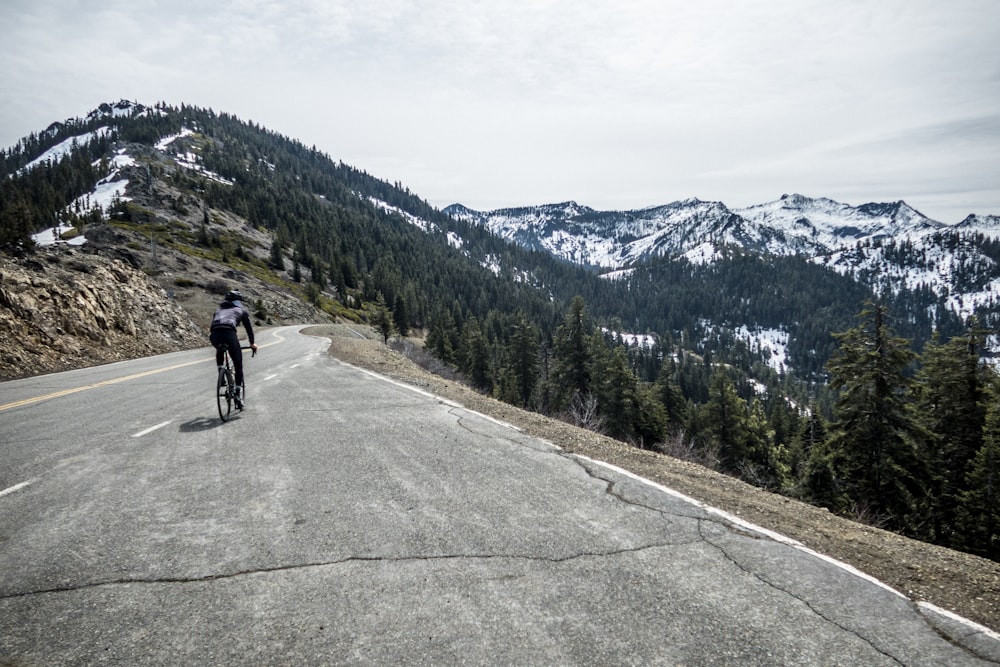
[0, 247, 205, 380]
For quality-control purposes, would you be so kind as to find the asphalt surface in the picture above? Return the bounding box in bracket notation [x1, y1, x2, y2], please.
[1, 325, 998, 665]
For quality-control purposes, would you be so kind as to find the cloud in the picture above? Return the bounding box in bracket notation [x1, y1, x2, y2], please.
[1, 0, 998, 221]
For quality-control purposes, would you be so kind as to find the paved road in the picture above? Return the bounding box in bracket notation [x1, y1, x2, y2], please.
[1, 326, 998, 665]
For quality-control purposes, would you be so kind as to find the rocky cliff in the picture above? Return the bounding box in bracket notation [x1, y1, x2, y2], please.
[0, 247, 205, 380]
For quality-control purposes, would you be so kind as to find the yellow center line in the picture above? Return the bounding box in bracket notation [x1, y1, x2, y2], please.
[0, 330, 286, 413]
[0, 358, 206, 412]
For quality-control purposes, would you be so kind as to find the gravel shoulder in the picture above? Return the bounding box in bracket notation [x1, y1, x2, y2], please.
[307, 323, 1000, 635]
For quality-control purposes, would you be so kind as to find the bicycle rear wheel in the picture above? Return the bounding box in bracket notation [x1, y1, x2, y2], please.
[217, 367, 232, 421]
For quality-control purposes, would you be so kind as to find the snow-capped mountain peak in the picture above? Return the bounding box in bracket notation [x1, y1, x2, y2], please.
[445, 194, 1000, 319]
[446, 194, 955, 269]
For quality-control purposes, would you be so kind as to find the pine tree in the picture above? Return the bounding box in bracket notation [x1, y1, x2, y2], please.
[822, 301, 927, 531]
[551, 296, 593, 410]
[745, 397, 789, 491]
[632, 384, 668, 449]
[507, 316, 539, 407]
[654, 358, 688, 432]
[0, 202, 34, 252]
[393, 294, 410, 338]
[459, 316, 491, 391]
[792, 402, 828, 495]
[960, 373, 1000, 559]
[372, 292, 395, 344]
[591, 341, 635, 440]
[701, 371, 753, 472]
[914, 324, 988, 547]
[426, 307, 458, 364]
[268, 238, 284, 270]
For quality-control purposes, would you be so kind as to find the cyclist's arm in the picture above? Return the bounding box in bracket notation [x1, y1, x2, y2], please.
[240, 309, 256, 347]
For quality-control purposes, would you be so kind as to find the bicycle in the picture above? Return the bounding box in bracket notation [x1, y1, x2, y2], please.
[215, 343, 256, 422]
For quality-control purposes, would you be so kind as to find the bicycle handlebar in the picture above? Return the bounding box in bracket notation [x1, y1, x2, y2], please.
[240, 345, 257, 357]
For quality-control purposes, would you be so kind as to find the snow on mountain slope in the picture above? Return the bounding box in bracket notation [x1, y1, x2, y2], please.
[446, 193, 956, 269]
[734, 194, 944, 254]
[445, 194, 1000, 318]
[17, 127, 111, 174]
[450, 198, 772, 268]
[818, 228, 1000, 319]
[955, 214, 1000, 238]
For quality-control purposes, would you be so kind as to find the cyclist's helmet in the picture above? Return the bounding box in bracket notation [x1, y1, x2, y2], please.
[225, 290, 244, 303]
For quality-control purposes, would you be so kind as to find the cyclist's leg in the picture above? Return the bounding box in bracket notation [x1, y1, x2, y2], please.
[209, 330, 227, 366]
[229, 335, 245, 386]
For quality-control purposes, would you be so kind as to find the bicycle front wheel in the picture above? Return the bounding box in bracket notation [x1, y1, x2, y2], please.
[217, 367, 232, 421]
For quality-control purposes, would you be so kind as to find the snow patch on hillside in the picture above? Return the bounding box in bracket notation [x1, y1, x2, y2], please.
[31, 224, 86, 247]
[736, 326, 790, 372]
[154, 128, 233, 185]
[366, 196, 435, 232]
[155, 128, 194, 151]
[35, 147, 137, 243]
[602, 327, 656, 348]
[18, 127, 111, 174]
[600, 268, 635, 281]
[683, 242, 723, 265]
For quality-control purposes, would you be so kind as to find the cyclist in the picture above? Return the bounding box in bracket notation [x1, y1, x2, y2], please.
[209, 290, 258, 408]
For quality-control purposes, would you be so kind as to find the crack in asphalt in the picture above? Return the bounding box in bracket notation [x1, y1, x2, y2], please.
[10, 403, 992, 661]
[2, 409, 702, 603]
[696, 521, 906, 665]
[574, 449, 1000, 663]
[0, 543, 686, 600]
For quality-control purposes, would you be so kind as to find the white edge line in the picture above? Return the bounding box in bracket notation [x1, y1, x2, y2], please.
[574, 455, 905, 598]
[578, 454, 1000, 639]
[132, 420, 172, 438]
[0, 479, 35, 498]
[338, 360, 523, 432]
[917, 602, 1000, 641]
[349, 362, 456, 402]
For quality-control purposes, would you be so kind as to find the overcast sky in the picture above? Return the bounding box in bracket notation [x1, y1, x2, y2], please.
[2, 1, 998, 222]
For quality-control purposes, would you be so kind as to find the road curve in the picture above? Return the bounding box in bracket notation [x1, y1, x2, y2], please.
[1, 326, 997, 665]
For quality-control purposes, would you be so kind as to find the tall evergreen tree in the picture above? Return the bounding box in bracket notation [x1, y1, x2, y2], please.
[551, 295, 593, 410]
[506, 316, 540, 407]
[459, 315, 491, 391]
[0, 186, 36, 253]
[268, 238, 284, 270]
[914, 324, 988, 546]
[426, 307, 458, 364]
[591, 341, 637, 440]
[821, 301, 927, 531]
[700, 370, 754, 473]
[393, 293, 411, 338]
[654, 358, 688, 432]
[792, 402, 828, 496]
[961, 373, 1000, 559]
[372, 292, 395, 344]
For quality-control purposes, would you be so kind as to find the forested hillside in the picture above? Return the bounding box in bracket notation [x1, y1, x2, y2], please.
[2, 101, 998, 561]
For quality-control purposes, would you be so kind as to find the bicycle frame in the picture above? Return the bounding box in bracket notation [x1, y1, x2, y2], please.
[215, 343, 255, 422]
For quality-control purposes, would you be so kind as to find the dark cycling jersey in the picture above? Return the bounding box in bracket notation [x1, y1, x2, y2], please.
[210, 299, 255, 346]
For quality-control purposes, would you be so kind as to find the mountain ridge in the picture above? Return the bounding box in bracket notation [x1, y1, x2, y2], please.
[444, 195, 1000, 322]
[445, 193, 998, 267]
